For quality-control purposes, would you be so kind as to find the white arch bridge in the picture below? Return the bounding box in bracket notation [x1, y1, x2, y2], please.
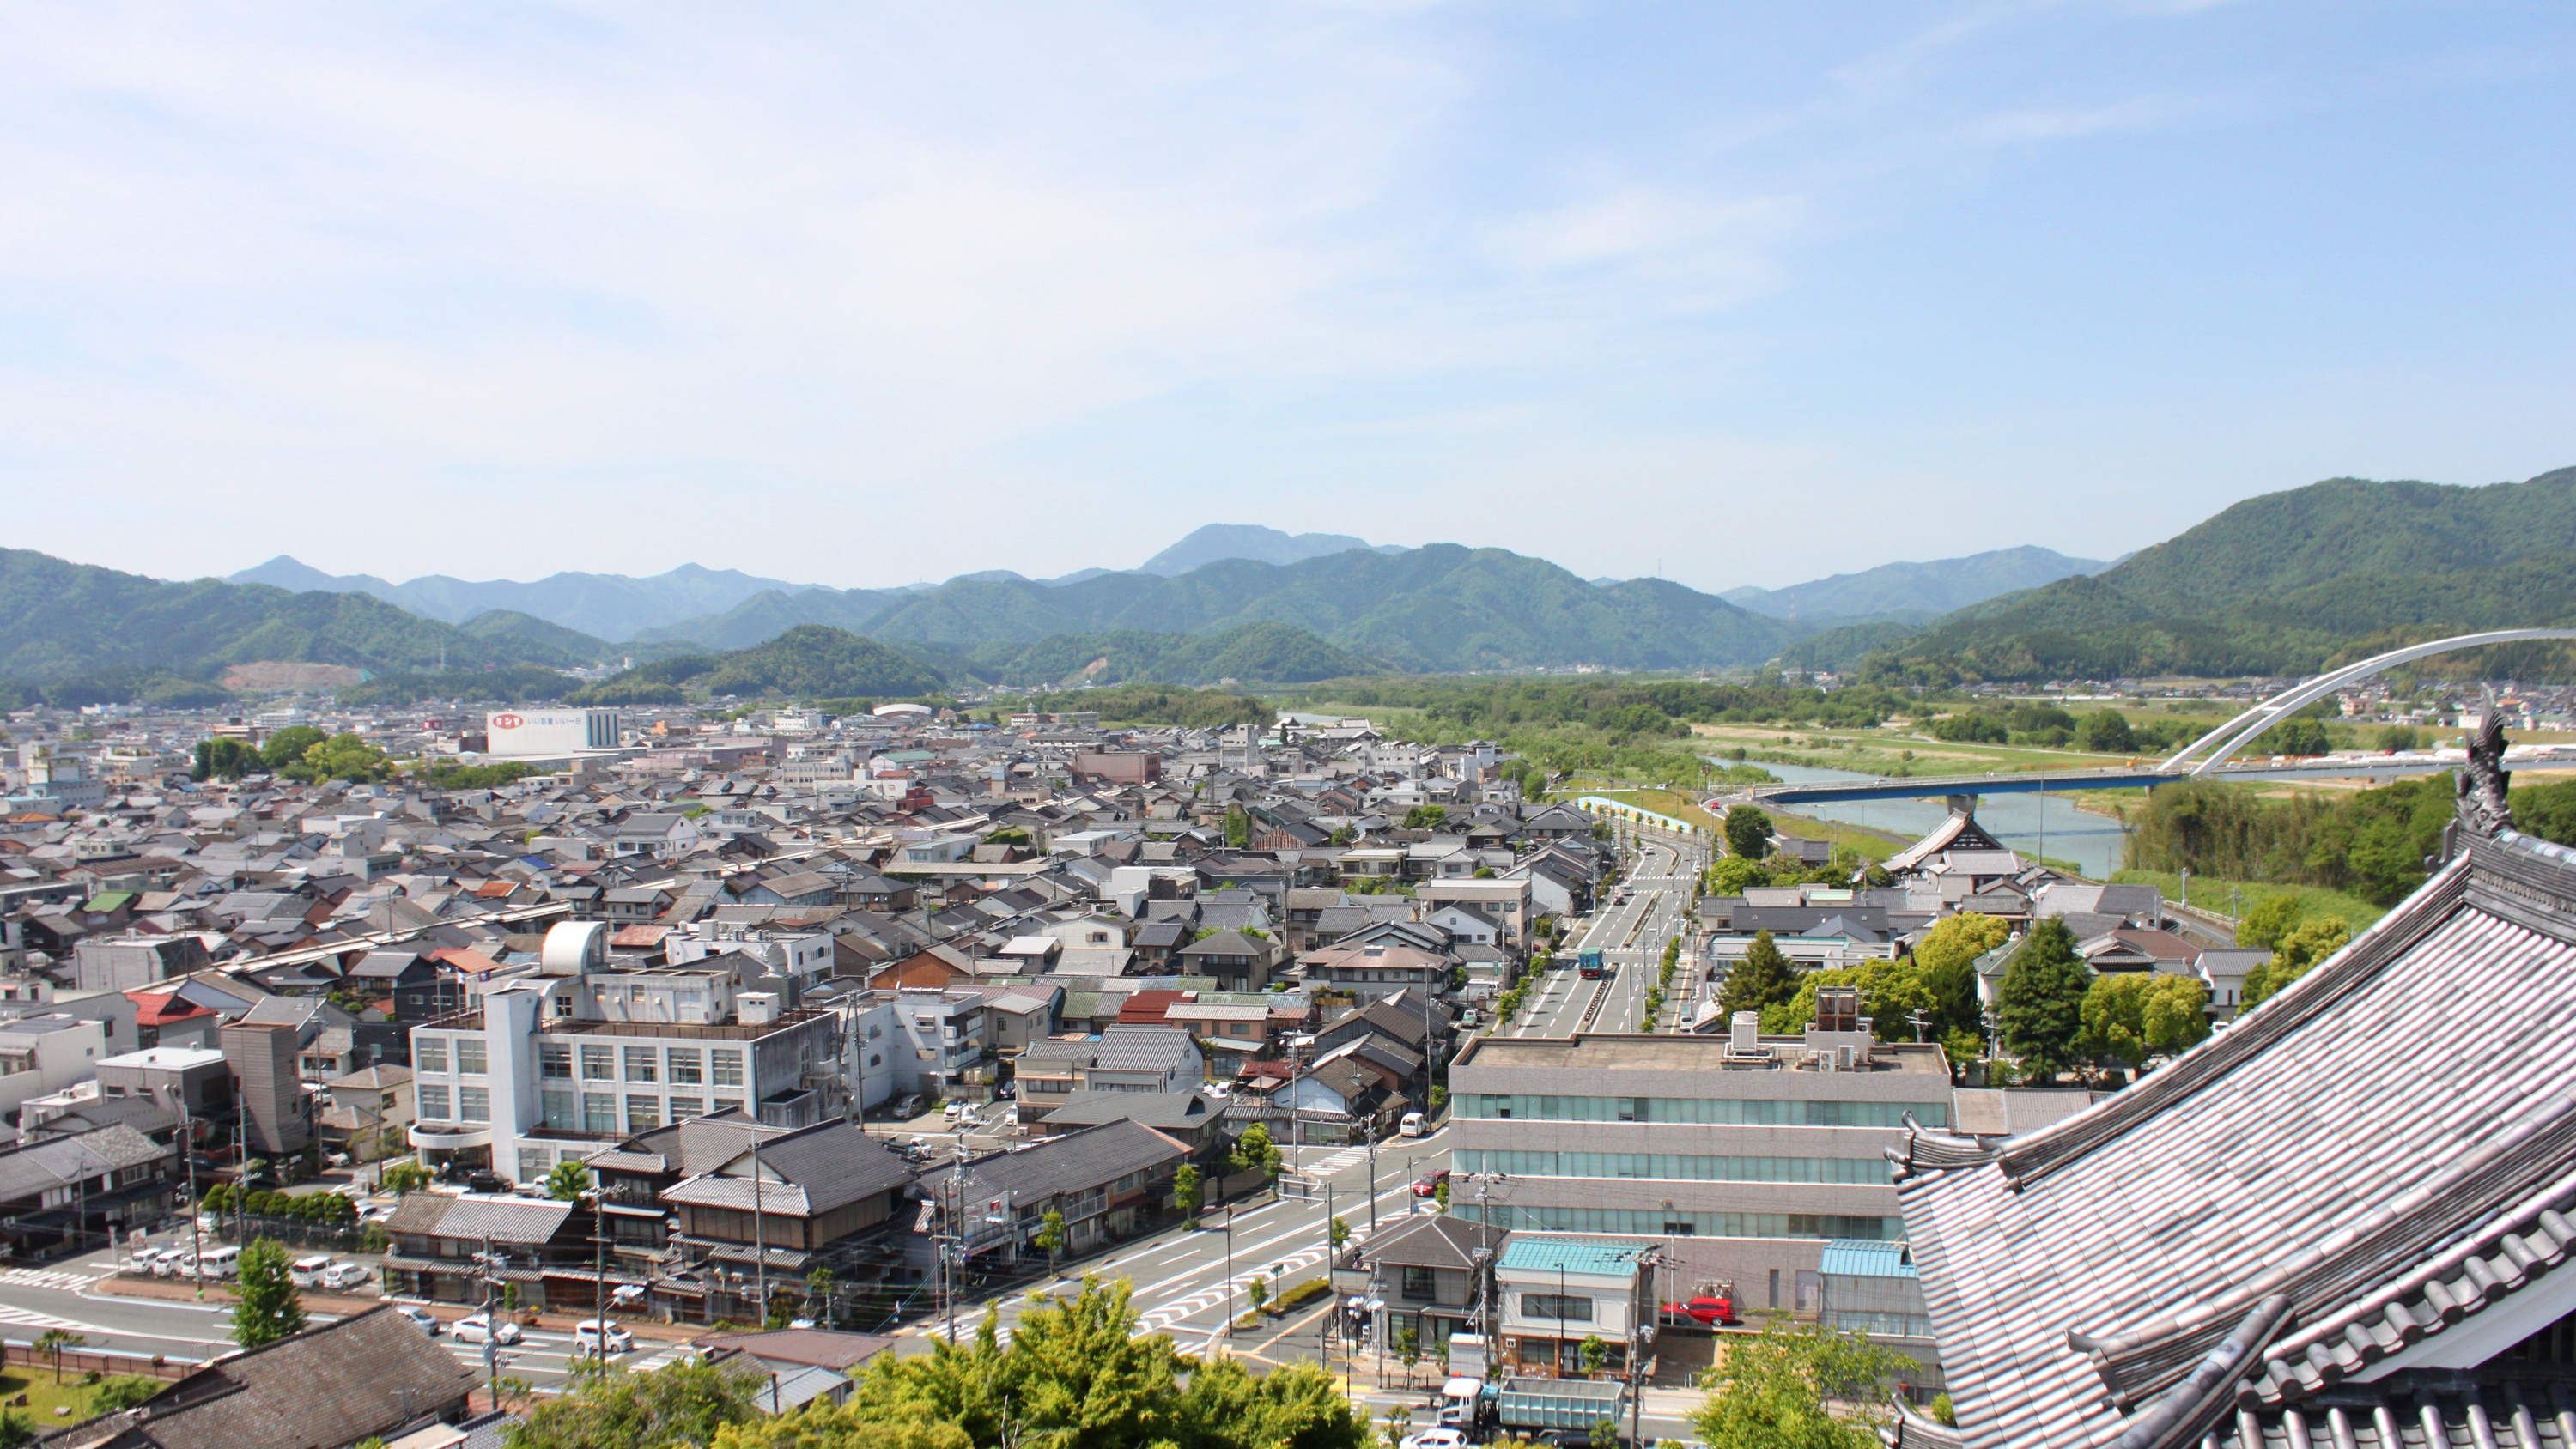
[1723, 627, 2576, 809]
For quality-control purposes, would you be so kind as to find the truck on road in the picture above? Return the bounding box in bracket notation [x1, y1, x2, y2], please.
[1438, 1375, 1629, 1442]
[1577, 949, 1608, 979]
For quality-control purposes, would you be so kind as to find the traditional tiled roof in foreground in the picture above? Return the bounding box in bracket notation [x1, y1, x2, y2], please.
[1892, 730, 2576, 1449]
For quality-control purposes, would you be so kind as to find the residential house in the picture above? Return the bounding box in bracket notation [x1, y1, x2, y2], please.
[913, 1119, 1189, 1260]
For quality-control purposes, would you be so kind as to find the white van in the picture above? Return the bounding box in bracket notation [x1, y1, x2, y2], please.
[149, 1247, 192, 1278]
[195, 1245, 241, 1280]
[1399, 1111, 1428, 1138]
[288, 1253, 336, 1288]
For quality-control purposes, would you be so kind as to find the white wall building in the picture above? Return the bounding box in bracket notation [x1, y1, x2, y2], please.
[485, 709, 621, 758]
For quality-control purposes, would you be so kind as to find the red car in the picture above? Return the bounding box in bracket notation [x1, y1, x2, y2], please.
[1412, 1169, 1450, 1199]
[1664, 1294, 1738, 1326]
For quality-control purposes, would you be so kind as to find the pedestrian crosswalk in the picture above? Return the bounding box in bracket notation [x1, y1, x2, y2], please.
[1299, 1146, 1372, 1178]
[0, 1267, 101, 1292]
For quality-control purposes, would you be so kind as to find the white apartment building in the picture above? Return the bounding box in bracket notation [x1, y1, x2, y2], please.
[408, 923, 844, 1187]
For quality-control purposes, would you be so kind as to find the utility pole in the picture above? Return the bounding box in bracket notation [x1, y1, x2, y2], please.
[477, 1234, 503, 1406]
[750, 1134, 768, 1326]
[179, 1100, 203, 1302]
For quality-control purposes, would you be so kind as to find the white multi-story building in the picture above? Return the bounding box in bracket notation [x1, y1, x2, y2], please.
[408, 923, 844, 1187]
[484, 708, 621, 759]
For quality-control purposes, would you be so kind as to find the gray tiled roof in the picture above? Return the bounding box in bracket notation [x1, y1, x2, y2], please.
[52, 1304, 476, 1449]
[663, 1120, 913, 1216]
[1896, 832, 2576, 1449]
[916, 1119, 1185, 1204]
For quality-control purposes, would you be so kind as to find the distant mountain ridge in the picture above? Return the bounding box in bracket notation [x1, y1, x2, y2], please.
[1858, 467, 2576, 682]
[641, 543, 1800, 672]
[0, 549, 584, 699]
[226, 556, 822, 640]
[1720, 545, 2114, 621]
[1139, 524, 1406, 576]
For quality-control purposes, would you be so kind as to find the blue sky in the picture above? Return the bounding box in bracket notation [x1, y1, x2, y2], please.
[1, 1, 2569, 593]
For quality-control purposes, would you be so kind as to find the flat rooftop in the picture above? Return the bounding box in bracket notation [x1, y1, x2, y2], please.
[1456, 1032, 1949, 1076]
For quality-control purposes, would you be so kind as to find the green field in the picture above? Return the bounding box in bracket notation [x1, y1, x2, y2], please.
[2108, 870, 2390, 933]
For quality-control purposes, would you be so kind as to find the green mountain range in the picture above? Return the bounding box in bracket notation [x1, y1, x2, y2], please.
[572, 625, 950, 705]
[646, 543, 1798, 671]
[0, 548, 579, 700]
[1857, 467, 2576, 682]
[935, 620, 1382, 688]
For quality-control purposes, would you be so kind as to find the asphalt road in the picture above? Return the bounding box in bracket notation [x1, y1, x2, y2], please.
[1517, 837, 1704, 1038]
[920, 1125, 1457, 1355]
[0, 1249, 695, 1393]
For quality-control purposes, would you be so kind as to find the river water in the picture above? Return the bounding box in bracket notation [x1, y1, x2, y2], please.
[1716, 758, 2135, 879]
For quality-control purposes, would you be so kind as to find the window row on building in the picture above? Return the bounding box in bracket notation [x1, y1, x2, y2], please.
[415, 1035, 746, 1088]
[1451, 1093, 1949, 1128]
[1454, 1149, 1892, 1185]
[1451, 1203, 1903, 1240]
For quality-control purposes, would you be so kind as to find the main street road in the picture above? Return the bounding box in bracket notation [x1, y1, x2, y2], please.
[918, 1126, 1457, 1355]
[0, 1257, 675, 1393]
[1516, 837, 1704, 1038]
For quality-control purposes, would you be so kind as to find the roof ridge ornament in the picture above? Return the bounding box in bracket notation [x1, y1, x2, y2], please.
[2451, 700, 2516, 853]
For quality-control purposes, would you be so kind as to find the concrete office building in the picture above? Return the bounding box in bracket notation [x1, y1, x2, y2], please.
[408, 922, 844, 1187]
[1449, 989, 1951, 1312]
[484, 708, 620, 759]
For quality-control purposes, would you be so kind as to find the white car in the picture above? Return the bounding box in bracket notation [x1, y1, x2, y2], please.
[453, 1313, 522, 1345]
[1400, 1430, 1468, 1449]
[573, 1319, 635, 1355]
[149, 1247, 192, 1278]
[318, 1262, 373, 1291]
[356, 1201, 398, 1223]
[392, 1305, 442, 1335]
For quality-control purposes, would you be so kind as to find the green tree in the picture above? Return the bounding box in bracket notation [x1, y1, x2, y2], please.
[1724, 806, 1774, 862]
[33, 1329, 84, 1384]
[1708, 856, 1769, 894]
[289, 733, 394, 784]
[1328, 1216, 1350, 1252]
[1688, 1319, 1912, 1449]
[228, 1239, 306, 1349]
[2244, 917, 2354, 1006]
[88, 1377, 164, 1414]
[1172, 1164, 1202, 1217]
[834, 1277, 1367, 1449]
[545, 1161, 592, 1202]
[1229, 1124, 1282, 1180]
[2139, 974, 2214, 1056]
[1913, 912, 2009, 1042]
[1394, 1319, 1420, 1368]
[1717, 931, 1799, 1019]
[1402, 805, 1449, 831]
[2374, 724, 2422, 752]
[1577, 1334, 1607, 1376]
[503, 1355, 768, 1449]
[714, 1415, 968, 1449]
[258, 725, 327, 771]
[1589, 1419, 1620, 1449]
[191, 737, 264, 781]
[1033, 1210, 1065, 1277]
[981, 825, 1032, 847]
[2075, 710, 2136, 755]
[1224, 807, 1252, 849]
[0, 1410, 32, 1449]
[1246, 1276, 1267, 1314]
[2236, 895, 2301, 951]
[381, 1161, 431, 1196]
[1996, 920, 2090, 1082]
[2075, 973, 2156, 1066]
[1765, 956, 1937, 1041]
[806, 1268, 837, 1327]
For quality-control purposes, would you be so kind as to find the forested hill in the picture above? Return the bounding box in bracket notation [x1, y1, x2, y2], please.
[0, 548, 593, 700]
[1859, 467, 2576, 682]
[647, 543, 1800, 671]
